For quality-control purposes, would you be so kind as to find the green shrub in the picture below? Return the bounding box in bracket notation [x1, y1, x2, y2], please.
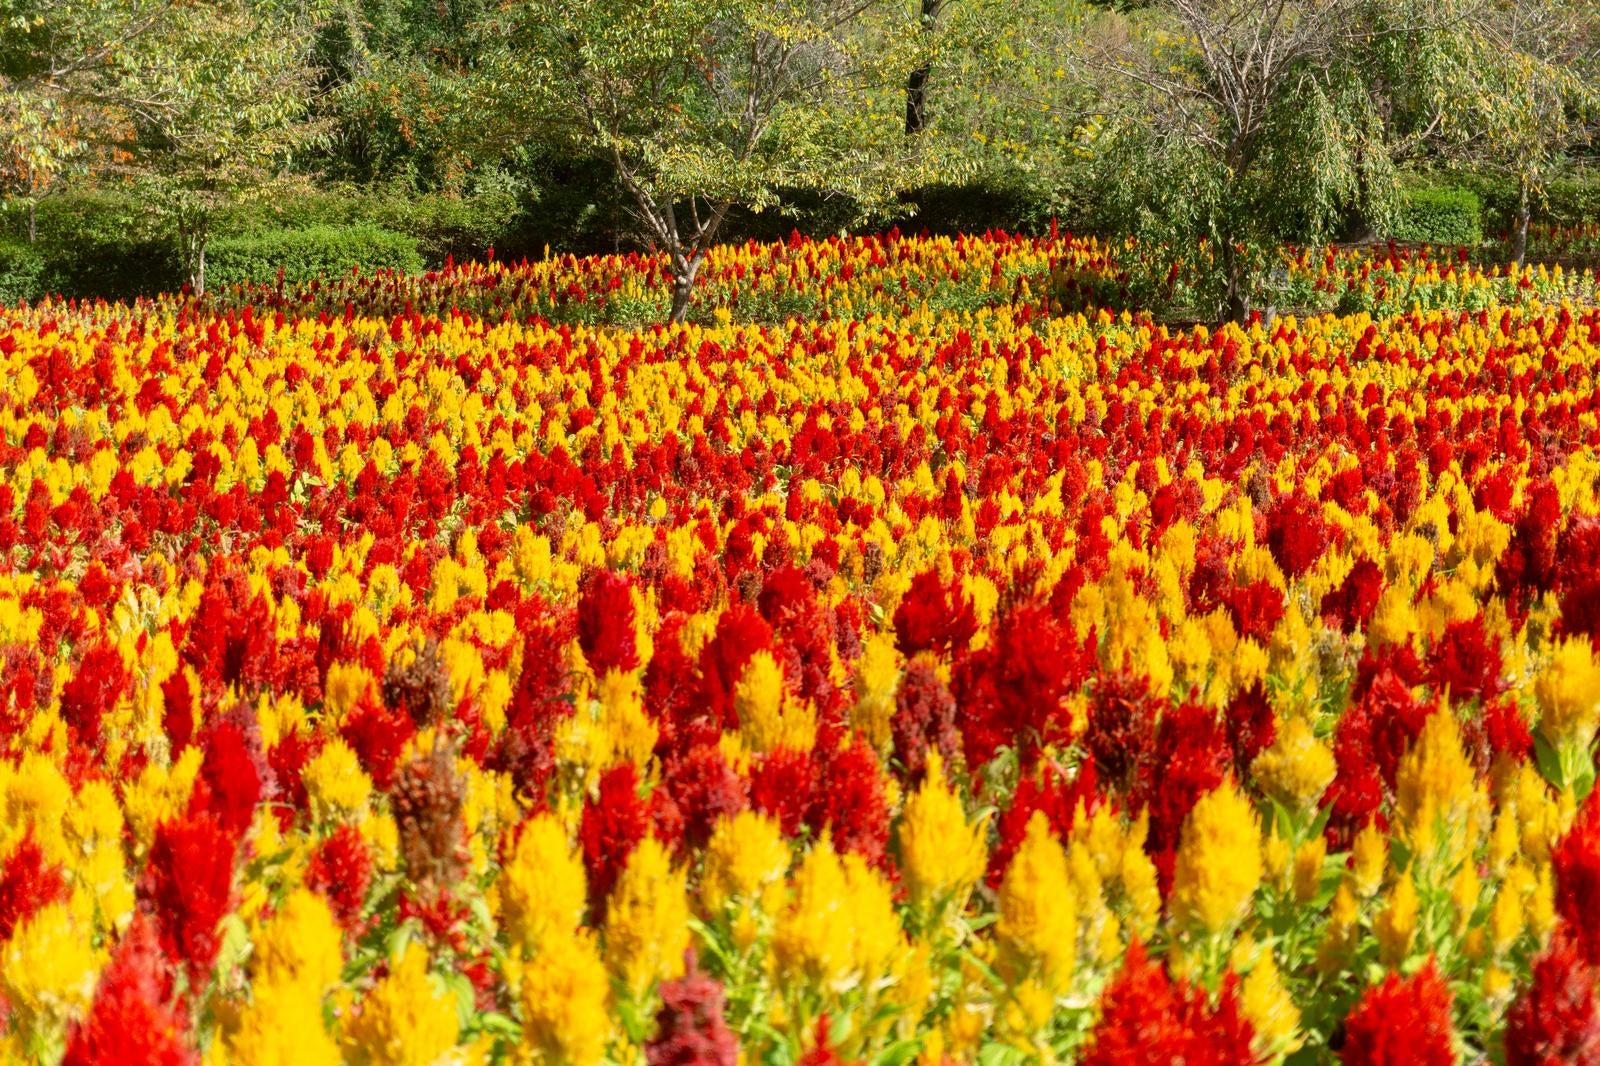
[1540, 171, 1600, 229]
[0, 239, 45, 304]
[24, 190, 182, 299]
[1391, 186, 1483, 246]
[206, 225, 424, 289]
[217, 180, 526, 265]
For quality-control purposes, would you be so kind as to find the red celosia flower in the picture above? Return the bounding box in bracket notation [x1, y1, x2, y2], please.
[749, 746, 816, 837]
[62, 915, 195, 1066]
[140, 811, 238, 988]
[59, 639, 130, 751]
[1427, 616, 1502, 701]
[1084, 671, 1163, 794]
[306, 824, 372, 930]
[0, 830, 67, 941]
[1323, 666, 1431, 846]
[1265, 492, 1329, 580]
[890, 657, 960, 784]
[160, 670, 195, 755]
[808, 738, 891, 869]
[1483, 697, 1534, 762]
[1321, 558, 1385, 634]
[1080, 941, 1259, 1066]
[1224, 682, 1276, 779]
[1139, 700, 1229, 893]
[645, 951, 739, 1066]
[697, 604, 775, 731]
[191, 715, 266, 837]
[1339, 959, 1456, 1066]
[1557, 579, 1600, 646]
[662, 743, 748, 852]
[892, 569, 978, 658]
[1223, 579, 1286, 643]
[339, 696, 416, 792]
[1555, 793, 1600, 966]
[580, 764, 652, 906]
[1505, 930, 1600, 1066]
[577, 570, 639, 675]
[759, 567, 846, 726]
[988, 761, 1100, 888]
[953, 602, 1093, 770]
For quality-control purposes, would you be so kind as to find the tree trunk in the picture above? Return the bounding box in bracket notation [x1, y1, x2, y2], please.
[669, 254, 700, 324]
[181, 226, 208, 296]
[1513, 176, 1531, 270]
[903, 0, 942, 135]
[1221, 242, 1249, 323]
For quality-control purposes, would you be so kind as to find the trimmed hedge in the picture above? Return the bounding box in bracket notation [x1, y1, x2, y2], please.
[1391, 186, 1483, 246]
[20, 191, 182, 299]
[0, 240, 45, 305]
[205, 224, 424, 289]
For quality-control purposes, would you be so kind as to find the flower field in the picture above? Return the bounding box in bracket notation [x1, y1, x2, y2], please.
[5, 232, 1600, 1065]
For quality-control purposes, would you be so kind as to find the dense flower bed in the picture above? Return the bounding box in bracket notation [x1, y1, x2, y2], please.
[4, 234, 1600, 1063]
[186, 229, 1594, 325]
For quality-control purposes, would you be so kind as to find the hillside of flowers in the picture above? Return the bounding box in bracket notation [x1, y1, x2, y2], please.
[5, 231, 1600, 1064]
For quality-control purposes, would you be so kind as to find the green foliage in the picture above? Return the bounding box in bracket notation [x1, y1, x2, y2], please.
[111, 0, 331, 292]
[1077, 0, 1399, 320]
[1539, 170, 1600, 228]
[477, 0, 936, 320]
[14, 188, 180, 299]
[1390, 186, 1483, 245]
[0, 237, 42, 303]
[215, 178, 523, 264]
[206, 224, 422, 289]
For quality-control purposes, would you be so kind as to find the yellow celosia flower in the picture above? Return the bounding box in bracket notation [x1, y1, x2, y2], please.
[1292, 837, 1326, 903]
[1535, 637, 1600, 748]
[1350, 821, 1387, 898]
[499, 814, 587, 957]
[1375, 872, 1418, 966]
[1, 902, 100, 1031]
[774, 836, 905, 995]
[122, 746, 204, 850]
[702, 810, 791, 913]
[1318, 881, 1361, 972]
[303, 738, 373, 823]
[343, 943, 460, 1066]
[897, 751, 986, 914]
[852, 634, 901, 752]
[995, 813, 1076, 992]
[1170, 779, 1262, 936]
[224, 980, 342, 1066]
[1491, 868, 1526, 955]
[252, 889, 344, 994]
[520, 931, 612, 1065]
[1240, 953, 1302, 1057]
[604, 836, 689, 1000]
[1251, 715, 1335, 811]
[323, 661, 376, 721]
[1396, 709, 1483, 864]
[735, 650, 815, 754]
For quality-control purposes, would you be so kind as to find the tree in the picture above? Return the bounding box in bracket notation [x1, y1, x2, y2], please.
[111, 0, 328, 294]
[311, 0, 495, 187]
[0, 0, 176, 240]
[1434, 0, 1599, 264]
[480, 0, 930, 322]
[1069, 0, 1399, 319]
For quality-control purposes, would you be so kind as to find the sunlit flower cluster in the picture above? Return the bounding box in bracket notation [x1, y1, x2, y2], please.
[3, 231, 1600, 1063]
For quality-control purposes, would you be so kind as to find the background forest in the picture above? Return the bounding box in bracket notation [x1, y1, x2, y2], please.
[2, 0, 1599, 319]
